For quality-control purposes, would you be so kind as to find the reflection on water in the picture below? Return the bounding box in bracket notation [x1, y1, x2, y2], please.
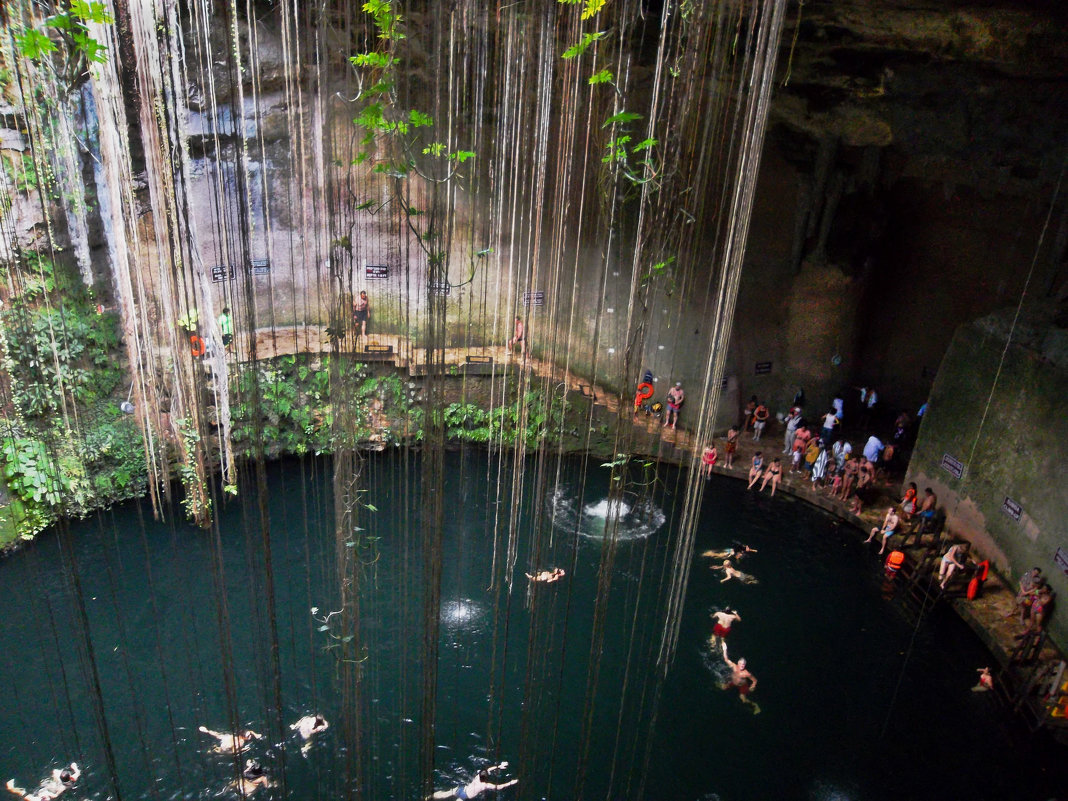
[440, 599, 487, 634]
[547, 486, 666, 541]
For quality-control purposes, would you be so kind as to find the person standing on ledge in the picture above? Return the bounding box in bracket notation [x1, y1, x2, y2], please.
[752, 401, 769, 441]
[664, 382, 685, 429]
[431, 763, 517, 799]
[507, 316, 525, 357]
[217, 307, 233, 349]
[353, 290, 370, 340]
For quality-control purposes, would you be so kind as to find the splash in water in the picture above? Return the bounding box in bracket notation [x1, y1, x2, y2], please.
[547, 487, 665, 541]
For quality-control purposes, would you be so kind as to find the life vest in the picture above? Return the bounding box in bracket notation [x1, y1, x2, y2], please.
[886, 550, 905, 573]
[967, 559, 991, 600]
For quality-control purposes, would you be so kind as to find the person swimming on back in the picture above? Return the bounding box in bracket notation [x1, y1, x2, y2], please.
[712, 559, 758, 584]
[291, 713, 328, 755]
[430, 763, 517, 799]
[199, 726, 263, 754]
[6, 764, 79, 801]
[700, 544, 757, 561]
[526, 568, 565, 583]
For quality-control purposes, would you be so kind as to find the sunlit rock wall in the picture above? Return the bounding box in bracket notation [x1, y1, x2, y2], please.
[907, 309, 1068, 652]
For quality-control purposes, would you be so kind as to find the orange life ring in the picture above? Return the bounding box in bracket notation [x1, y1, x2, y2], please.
[636, 382, 654, 401]
[189, 335, 206, 357]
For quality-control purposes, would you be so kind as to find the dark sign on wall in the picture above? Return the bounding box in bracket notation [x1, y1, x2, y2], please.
[211, 265, 233, 283]
[366, 264, 389, 280]
[522, 291, 545, 307]
[1055, 547, 1068, 577]
[429, 281, 451, 296]
[1001, 496, 1023, 521]
[720, 377, 729, 391]
[251, 258, 270, 276]
[940, 453, 965, 480]
[754, 361, 772, 375]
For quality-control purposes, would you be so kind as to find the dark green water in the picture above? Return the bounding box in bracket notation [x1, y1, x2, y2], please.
[0, 451, 1061, 801]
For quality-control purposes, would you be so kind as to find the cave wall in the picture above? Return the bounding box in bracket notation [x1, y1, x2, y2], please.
[906, 313, 1068, 652]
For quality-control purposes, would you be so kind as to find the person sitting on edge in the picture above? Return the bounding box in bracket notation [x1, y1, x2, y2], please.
[507, 316, 525, 357]
[710, 608, 741, 647]
[759, 458, 782, 496]
[430, 763, 517, 800]
[864, 507, 900, 555]
[752, 402, 769, 441]
[291, 714, 329, 756]
[526, 568, 565, 583]
[664, 382, 685, 429]
[746, 451, 764, 489]
[6, 765, 79, 801]
[701, 444, 718, 478]
[938, 542, 970, 590]
[198, 726, 263, 754]
[228, 760, 272, 796]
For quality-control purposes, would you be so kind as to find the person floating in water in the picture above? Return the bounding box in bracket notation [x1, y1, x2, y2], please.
[430, 763, 517, 799]
[291, 713, 328, 756]
[700, 544, 757, 561]
[526, 568, 565, 583]
[709, 608, 741, 648]
[711, 559, 757, 584]
[722, 647, 760, 714]
[228, 760, 272, 796]
[198, 726, 263, 754]
[5, 764, 80, 801]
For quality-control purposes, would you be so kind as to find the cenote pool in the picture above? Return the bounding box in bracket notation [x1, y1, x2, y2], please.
[0, 451, 1060, 801]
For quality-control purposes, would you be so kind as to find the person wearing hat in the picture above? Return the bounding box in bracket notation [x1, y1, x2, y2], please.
[664, 382, 685, 429]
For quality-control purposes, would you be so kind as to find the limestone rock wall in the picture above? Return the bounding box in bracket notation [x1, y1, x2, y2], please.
[906, 311, 1068, 652]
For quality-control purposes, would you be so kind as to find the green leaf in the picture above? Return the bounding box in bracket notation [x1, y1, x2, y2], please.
[350, 52, 396, 69]
[582, 0, 606, 19]
[15, 29, 58, 60]
[561, 30, 605, 60]
[422, 142, 446, 157]
[588, 69, 613, 85]
[355, 200, 375, 210]
[408, 109, 433, 127]
[365, 503, 378, 512]
[602, 111, 642, 128]
[449, 150, 476, 163]
[632, 137, 658, 152]
[70, 0, 113, 23]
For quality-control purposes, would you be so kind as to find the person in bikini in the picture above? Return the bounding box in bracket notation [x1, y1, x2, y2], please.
[746, 452, 764, 489]
[758, 458, 782, 496]
[430, 763, 517, 799]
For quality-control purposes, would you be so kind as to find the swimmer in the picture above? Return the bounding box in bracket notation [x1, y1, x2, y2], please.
[972, 667, 993, 693]
[6, 765, 79, 801]
[430, 763, 517, 799]
[700, 544, 757, 561]
[709, 608, 741, 647]
[526, 568, 565, 583]
[198, 726, 263, 754]
[291, 713, 328, 756]
[721, 649, 760, 713]
[227, 760, 272, 796]
[712, 560, 758, 585]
